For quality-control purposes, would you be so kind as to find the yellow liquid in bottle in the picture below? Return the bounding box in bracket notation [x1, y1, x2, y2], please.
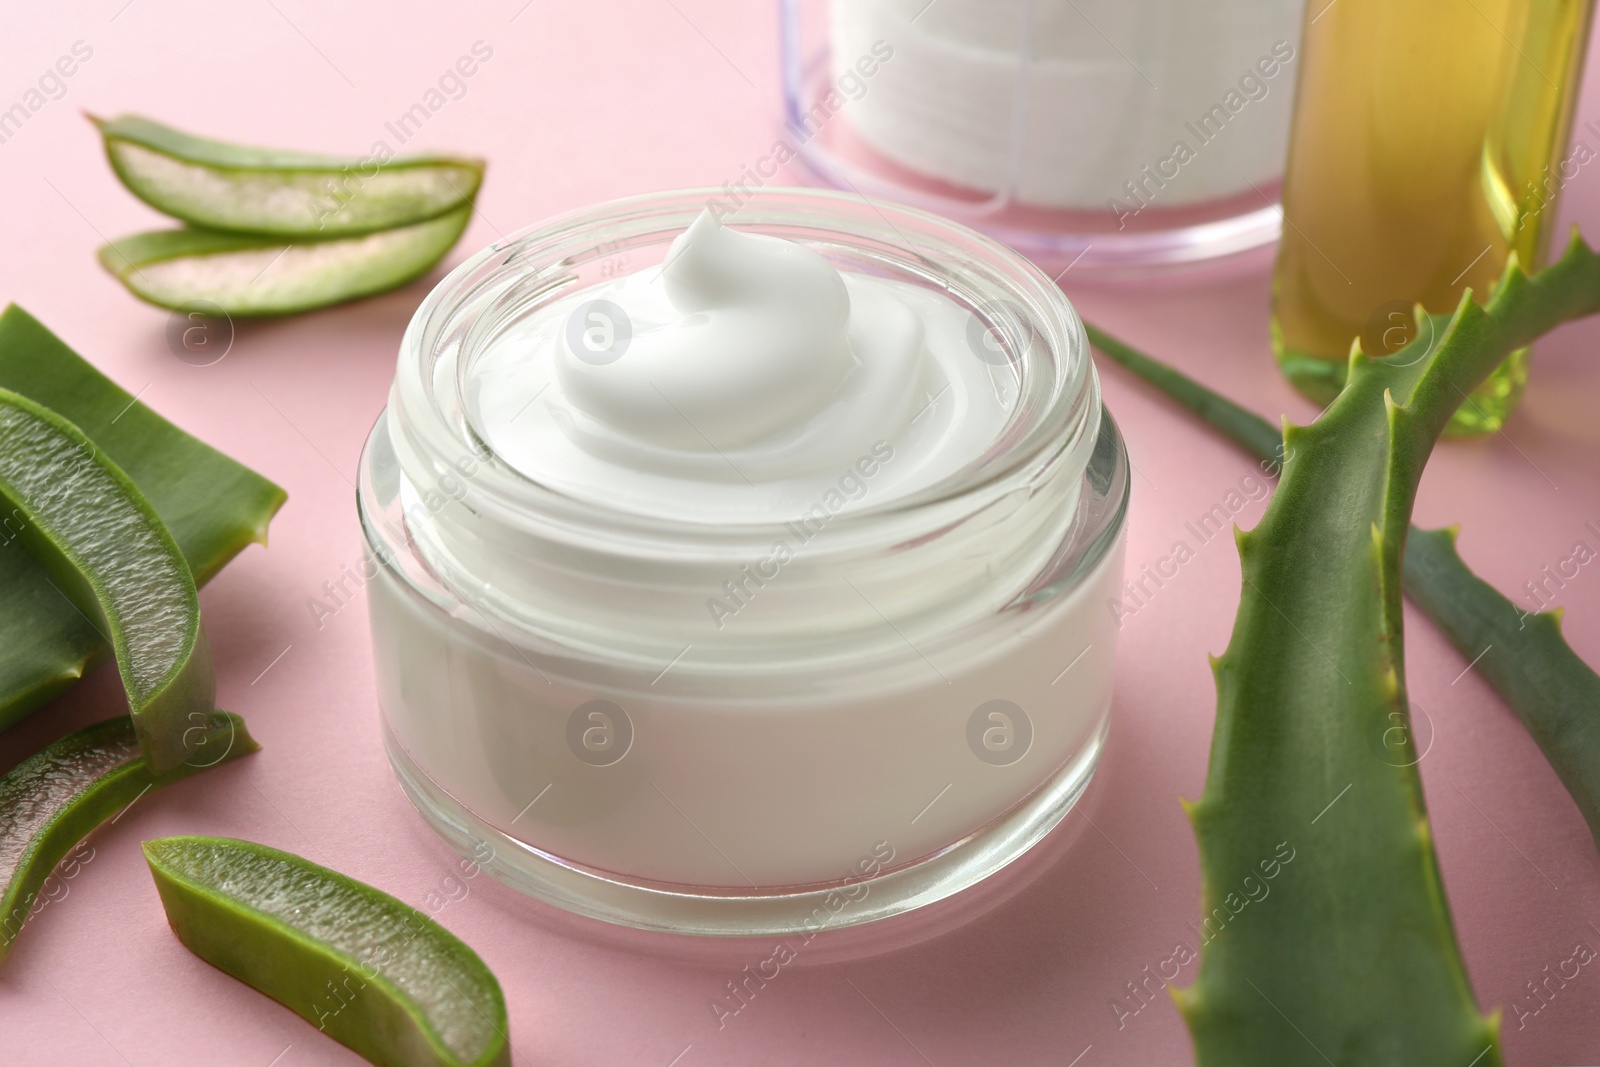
[1271, 0, 1594, 435]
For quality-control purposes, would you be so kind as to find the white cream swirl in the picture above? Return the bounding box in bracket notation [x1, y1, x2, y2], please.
[464, 209, 1016, 522]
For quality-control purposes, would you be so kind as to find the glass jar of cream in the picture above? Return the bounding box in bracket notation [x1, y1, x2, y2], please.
[359, 188, 1128, 935]
[781, 0, 1305, 271]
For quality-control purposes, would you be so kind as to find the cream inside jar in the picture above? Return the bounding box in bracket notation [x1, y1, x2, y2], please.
[468, 208, 1014, 519]
[362, 188, 1128, 935]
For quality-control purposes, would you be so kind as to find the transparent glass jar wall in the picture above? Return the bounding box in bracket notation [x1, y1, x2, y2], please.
[781, 0, 1307, 271]
[359, 189, 1129, 935]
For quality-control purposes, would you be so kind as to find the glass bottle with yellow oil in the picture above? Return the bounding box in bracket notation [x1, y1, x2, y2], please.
[1271, 0, 1595, 434]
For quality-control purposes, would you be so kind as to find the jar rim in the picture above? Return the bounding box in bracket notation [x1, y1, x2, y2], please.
[390, 185, 1099, 552]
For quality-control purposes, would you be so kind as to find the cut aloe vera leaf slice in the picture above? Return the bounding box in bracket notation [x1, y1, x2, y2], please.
[0, 306, 285, 731]
[0, 711, 256, 964]
[144, 837, 510, 1067]
[94, 114, 484, 237]
[99, 204, 472, 317]
[0, 387, 212, 773]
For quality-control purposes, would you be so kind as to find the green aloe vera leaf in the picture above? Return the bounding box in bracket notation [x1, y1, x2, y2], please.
[144, 836, 510, 1067]
[0, 387, 213, 773]
[93, 114, 484, 237]
[1082, 324, 1287, 466]
[0, 711, 257, 964]
[1170, 235, 1600, 1063]
[1404, 526, 1600, 852]
[0, 305, 285, 731]
[1277, 352, 1349, 408]
[1086, 321, 1600, 853]
[98, 203, 472, 317]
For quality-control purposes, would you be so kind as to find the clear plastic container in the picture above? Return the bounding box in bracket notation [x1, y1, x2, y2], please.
[360, 188, 1129, 935]
[780, 0, 1306, 271]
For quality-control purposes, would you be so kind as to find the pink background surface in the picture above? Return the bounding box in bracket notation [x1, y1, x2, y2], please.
[2, 2, 1600, 1064]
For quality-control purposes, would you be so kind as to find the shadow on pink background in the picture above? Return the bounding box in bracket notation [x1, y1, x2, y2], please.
[0, 2, 1597, 1064]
